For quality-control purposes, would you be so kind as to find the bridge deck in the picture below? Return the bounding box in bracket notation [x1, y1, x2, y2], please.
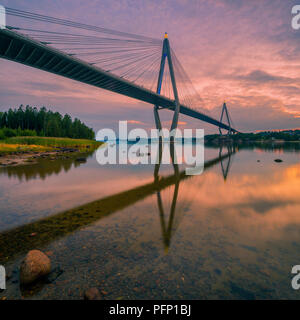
[0, 28, 238, 132]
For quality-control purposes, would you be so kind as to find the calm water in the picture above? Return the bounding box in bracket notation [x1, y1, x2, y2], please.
[0, 143, 299, 300]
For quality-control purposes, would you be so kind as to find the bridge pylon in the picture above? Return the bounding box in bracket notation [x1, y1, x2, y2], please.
[153, 33, 180, 137]
[219, 101, 233, 136]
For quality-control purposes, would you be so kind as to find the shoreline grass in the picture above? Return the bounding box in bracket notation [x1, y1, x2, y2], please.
[0, 143, 52, 154]
[0, 136, 103, 154]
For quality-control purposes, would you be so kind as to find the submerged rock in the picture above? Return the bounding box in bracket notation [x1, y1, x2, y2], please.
[45, 266, 64, 284]
[84, 287, 102, 300]
[20, 250, 51, 285]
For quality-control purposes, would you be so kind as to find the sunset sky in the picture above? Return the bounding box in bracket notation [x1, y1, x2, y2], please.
[0, 0, 300, 134]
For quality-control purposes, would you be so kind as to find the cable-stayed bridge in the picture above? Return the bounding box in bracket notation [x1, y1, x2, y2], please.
[0, 7, 239, 133]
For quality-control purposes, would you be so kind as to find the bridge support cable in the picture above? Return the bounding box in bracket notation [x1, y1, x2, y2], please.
[170, 49, 211, 118]
[5, 7, 161, 43]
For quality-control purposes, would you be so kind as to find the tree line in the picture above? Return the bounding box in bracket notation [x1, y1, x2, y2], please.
[205, 130, 300, 142]
[0, 105, 95, 140]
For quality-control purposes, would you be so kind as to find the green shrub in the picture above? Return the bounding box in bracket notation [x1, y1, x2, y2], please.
[0, 129, 5, 140]
[0, 128, 38, 138]
[2, 128, 17, 138]
[19, 129, 37, 136]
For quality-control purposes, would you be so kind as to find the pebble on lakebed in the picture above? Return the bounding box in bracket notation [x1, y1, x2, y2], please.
[84, 287, 102, 300]
[20, 250, 51, 285]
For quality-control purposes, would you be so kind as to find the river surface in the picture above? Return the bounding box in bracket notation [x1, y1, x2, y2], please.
[0, 143, 299, 300]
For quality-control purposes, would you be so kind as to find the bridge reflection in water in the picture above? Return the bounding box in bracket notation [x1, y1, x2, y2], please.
[0, 144, 235, 264]
[155, 141, 234, 252]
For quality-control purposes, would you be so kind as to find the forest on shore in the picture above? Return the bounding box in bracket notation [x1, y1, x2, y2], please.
[0, 105, 95, 140]
[205, 129, 300, 143]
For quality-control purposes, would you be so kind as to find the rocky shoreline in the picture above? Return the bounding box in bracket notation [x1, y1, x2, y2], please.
[0, 147, 85, 168]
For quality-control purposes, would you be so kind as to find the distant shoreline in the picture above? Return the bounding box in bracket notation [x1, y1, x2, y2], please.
[204, 129, 300, 146]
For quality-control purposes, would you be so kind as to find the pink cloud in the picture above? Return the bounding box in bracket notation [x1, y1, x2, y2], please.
[126, 120, 145, 125]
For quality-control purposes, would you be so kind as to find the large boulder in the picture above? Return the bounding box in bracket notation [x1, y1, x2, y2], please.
[20, 250, 51, 285]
